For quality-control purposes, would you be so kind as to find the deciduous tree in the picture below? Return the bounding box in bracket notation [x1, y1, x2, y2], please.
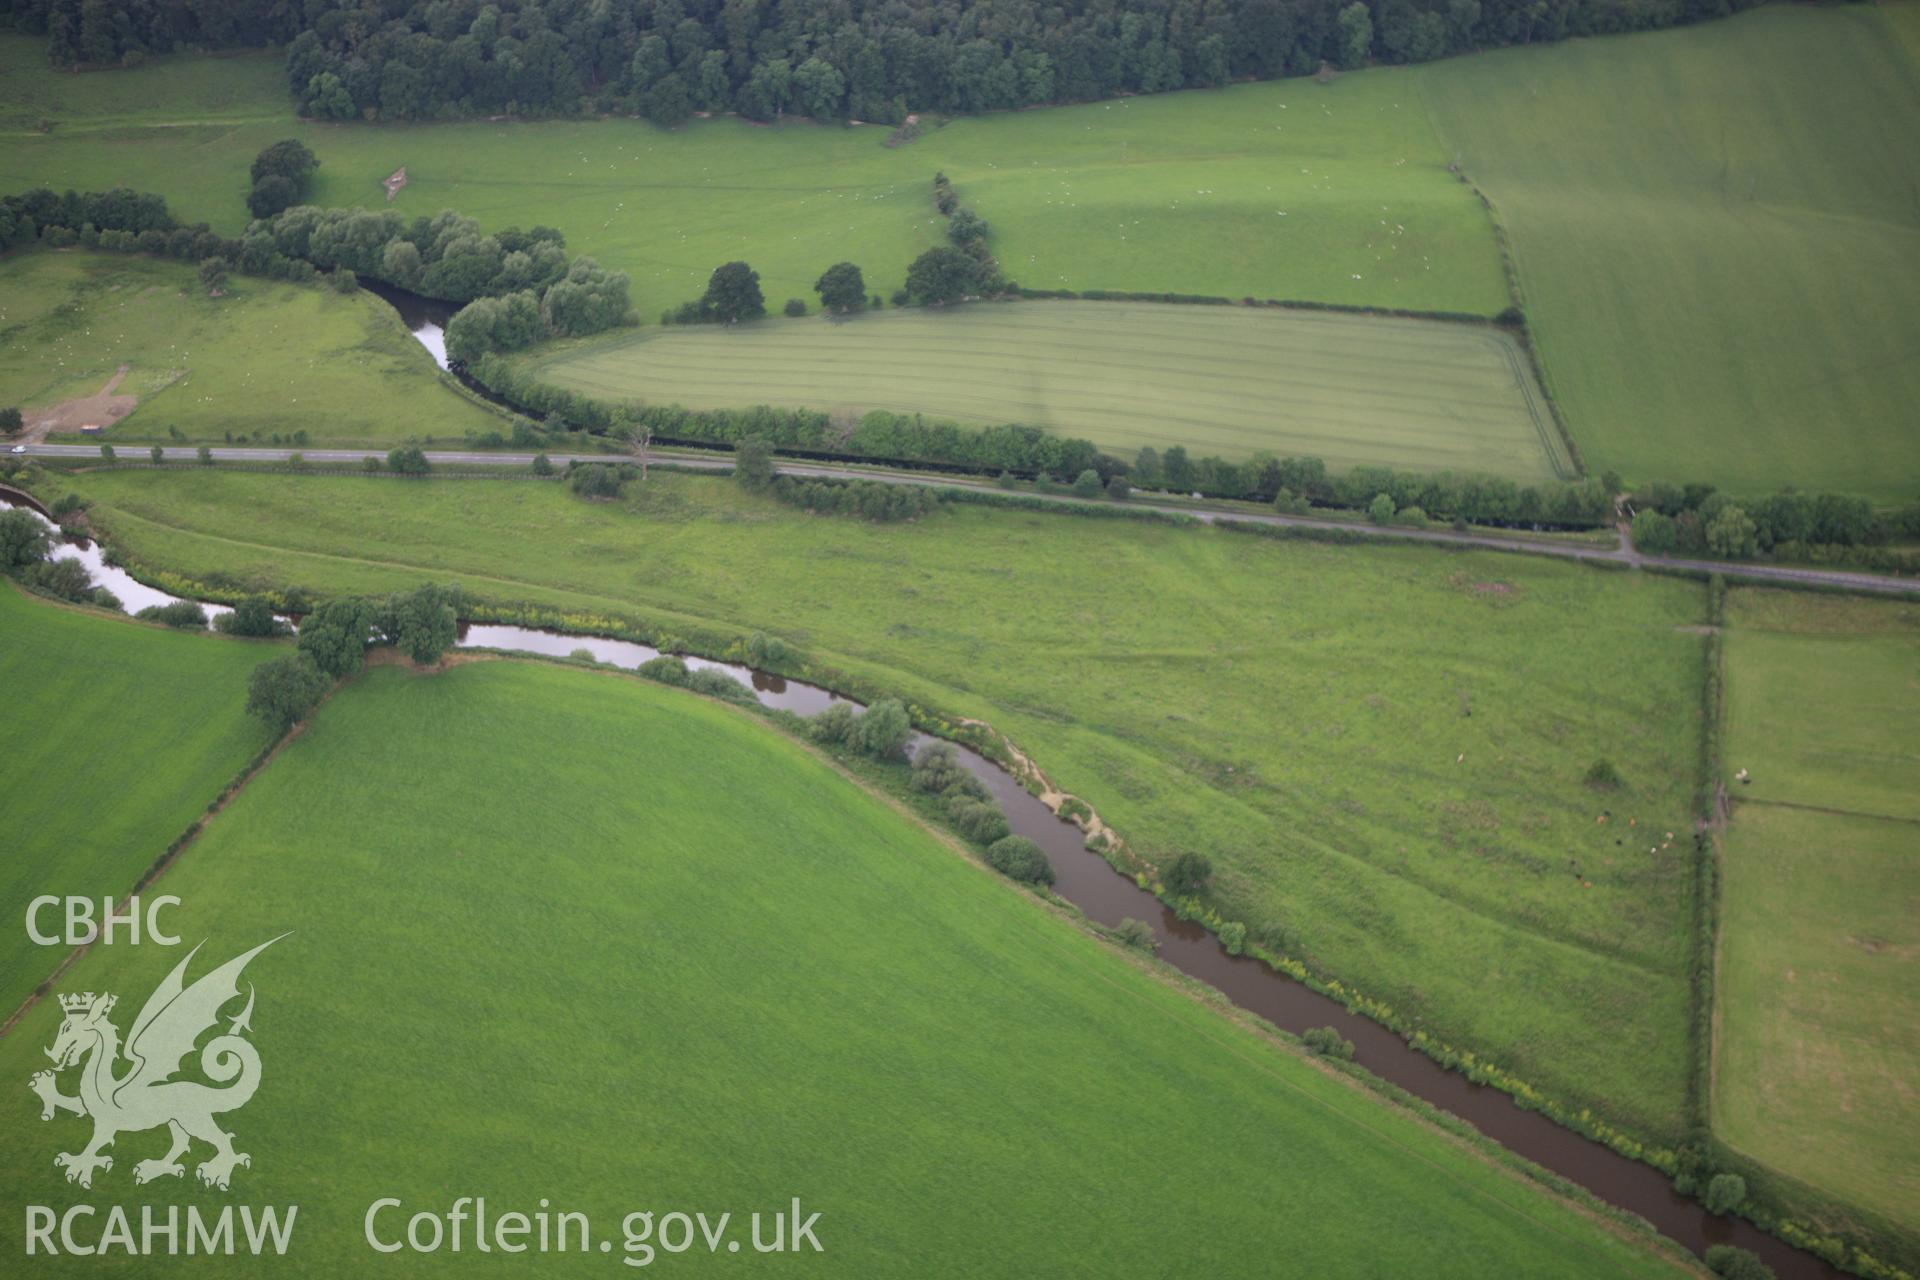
[986, 835, 1054, 885]
[380, 583, 461, 665]
[702, 261, 765, 323]
[1163, 851, 1213, 895]
[0, 507, 49, 567]
[813, 262, 866, 314]
[198, 257, 229, 296]
[246, 653, 330, 733]
[734, 435, 775, 491]
[853, 698, 912, 760]
[297, 597, 381, 677]
[903, 246, 982, 305]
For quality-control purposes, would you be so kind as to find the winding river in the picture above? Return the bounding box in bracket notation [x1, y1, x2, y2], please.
[0, 487, 1841, 1279]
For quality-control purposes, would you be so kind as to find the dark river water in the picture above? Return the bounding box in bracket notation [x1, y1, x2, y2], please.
[362, 278, 454, 370]
[0, 486, 1840, 1279]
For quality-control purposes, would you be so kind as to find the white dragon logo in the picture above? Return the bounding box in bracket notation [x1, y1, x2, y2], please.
[28, 937, 284, 1191]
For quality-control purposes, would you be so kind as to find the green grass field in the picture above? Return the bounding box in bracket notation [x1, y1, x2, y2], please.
[0, 656, 1690, 1277]
[0, 40, 288, 131]
[0, 34, 1508, 326]
[1420, 4, 1920, 499]
[0, 584, 274, 1016]
[529, 301, 1567, 477]
[49, 467, 1708, 1139]
[0, 250, 501, 445]
[1714, 588, 1920, 1230]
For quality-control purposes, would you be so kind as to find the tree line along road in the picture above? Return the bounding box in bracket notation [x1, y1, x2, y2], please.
[18, 442, 1918, 598]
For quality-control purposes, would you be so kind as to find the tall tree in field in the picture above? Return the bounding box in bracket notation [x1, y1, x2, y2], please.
[702, 262, 765, 323]
[198, 257, 229, 296]
[814, 262, 866, 314]
[248, 139, 319, 218]
[250, 139, 319, 187]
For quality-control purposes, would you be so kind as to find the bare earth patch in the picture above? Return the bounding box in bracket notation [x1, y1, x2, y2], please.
[25, 365, 135, 441]
[1448, 571, 1519, 600]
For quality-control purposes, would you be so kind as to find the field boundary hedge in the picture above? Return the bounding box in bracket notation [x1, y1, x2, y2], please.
[1014, 284, 1495, 327]
[1686, 577, 1725, 1137]
[1450, 170, 1588, 480]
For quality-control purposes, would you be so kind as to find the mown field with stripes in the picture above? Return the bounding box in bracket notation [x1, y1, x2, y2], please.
[527, 301, 1569, 480]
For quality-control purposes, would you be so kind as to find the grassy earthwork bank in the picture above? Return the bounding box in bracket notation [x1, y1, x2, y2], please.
[526, 300, 1565, 479]
[0, 581, 275, 1016]
[0, 250, 500, 446]
[0, 645, 1695, 1278]
[1420, 3, 1920, 499]
[1714, 588, 1920, 1235]
[43, 466, 1708, 1144]
[0, 32, 1508, 325]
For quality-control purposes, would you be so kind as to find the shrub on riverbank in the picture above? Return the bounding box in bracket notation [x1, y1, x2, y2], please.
[638, 656, 690, 686]
[687, 666, 754, 703]
[911, 742, 971, 793]
[1163, 852, 1213, 895]
[215, 595, 288, 638]
[24, 557, 121, 611]
[135, 600, 209, 629]
[1302, 1026, 1356, 1060]
[948, 796, 1012, 845]
[986, 835, 1054, 885]
[1704, 1246, 1773, 1280]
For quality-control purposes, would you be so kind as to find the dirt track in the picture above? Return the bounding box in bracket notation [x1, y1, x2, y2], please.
[25, 365, 135, 441]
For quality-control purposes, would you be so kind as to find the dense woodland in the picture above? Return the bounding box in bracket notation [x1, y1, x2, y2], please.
[3, 0, 1765, 123]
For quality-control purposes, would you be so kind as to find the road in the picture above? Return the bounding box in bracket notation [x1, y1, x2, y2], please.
[17, 441, 1918, 596]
